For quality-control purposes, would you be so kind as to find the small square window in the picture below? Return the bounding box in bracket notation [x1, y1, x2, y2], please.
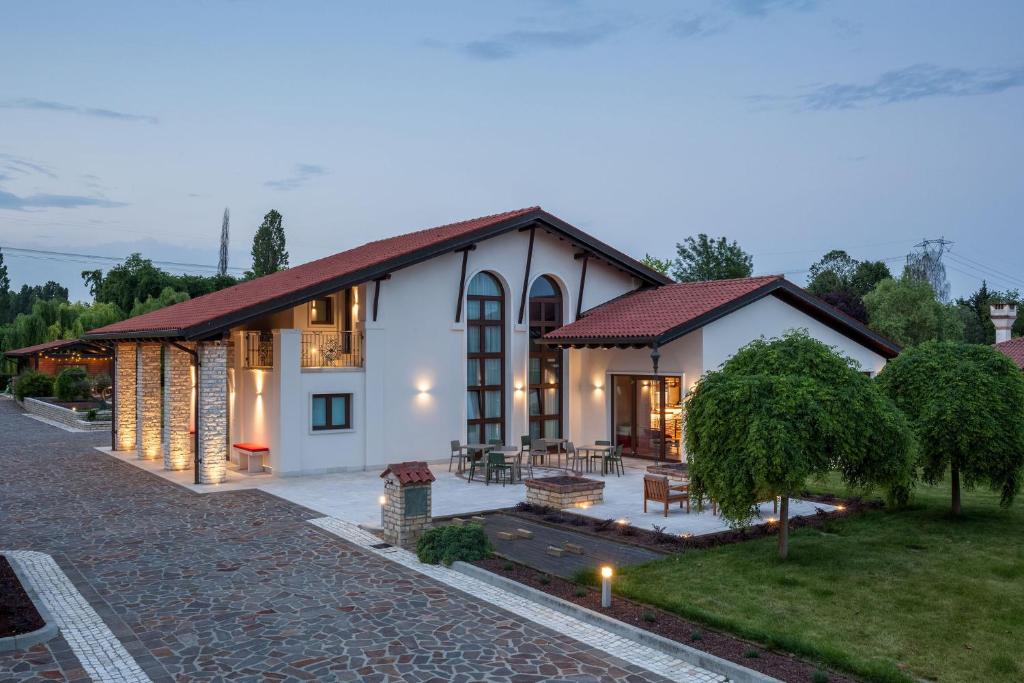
[311, 393, 351, 430]
[310, 297, 334, 325]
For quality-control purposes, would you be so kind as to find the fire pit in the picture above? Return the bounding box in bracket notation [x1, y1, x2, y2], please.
[524, 475, 604, 509]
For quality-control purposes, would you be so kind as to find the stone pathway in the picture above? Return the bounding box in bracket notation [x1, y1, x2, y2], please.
[0, 399, 717, 682]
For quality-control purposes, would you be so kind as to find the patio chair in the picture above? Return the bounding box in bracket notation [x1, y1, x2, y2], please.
[565, 442, 585, 473]
[643, 474, 690, 517]
[529, 439, 549, 468]
[604, 444, 625, 477]
[485, 451, 513, 486]
[520, 434, 531, 458]
[449, 440, 469, 472]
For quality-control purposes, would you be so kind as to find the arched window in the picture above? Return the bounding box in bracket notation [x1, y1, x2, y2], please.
[466, 272, 504, 444]
[529, 275, 563, 440]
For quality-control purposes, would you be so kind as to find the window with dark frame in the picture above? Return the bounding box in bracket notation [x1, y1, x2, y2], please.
[466, 272, 504, 445]
[310, 296, 334, 325]
[311, 393, 351, 431]
[528, 275, 563, 440]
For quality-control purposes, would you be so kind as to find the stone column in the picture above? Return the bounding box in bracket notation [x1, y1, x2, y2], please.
[198, 342, 228, 484]
[135, 343, 162, 460]
[114, 343, 137, 452]
[163, 344, 192, 471]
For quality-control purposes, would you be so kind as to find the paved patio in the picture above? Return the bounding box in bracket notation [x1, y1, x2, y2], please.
[2, 399, 720, 682]
[100, 445, 833, 537]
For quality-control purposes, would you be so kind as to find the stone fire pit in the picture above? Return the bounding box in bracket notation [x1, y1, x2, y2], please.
[524, 475, 604, 508]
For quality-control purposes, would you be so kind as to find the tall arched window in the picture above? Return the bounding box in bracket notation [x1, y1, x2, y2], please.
[466, 272, 504, 444]
[529, 275, 563, 440]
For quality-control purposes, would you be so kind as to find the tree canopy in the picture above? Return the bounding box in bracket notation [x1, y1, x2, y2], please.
[249, 209, 289, 278]
[955, 281, 1022, 345]
[863, 275, 963, 347]
[876, 341, 1024, 515]
[669, 234, 753, 282]
[641, 254, 672, 276]
[686, 331, 916, 558]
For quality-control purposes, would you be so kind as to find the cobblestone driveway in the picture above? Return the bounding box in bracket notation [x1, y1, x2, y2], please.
[0, 400, 669, 683]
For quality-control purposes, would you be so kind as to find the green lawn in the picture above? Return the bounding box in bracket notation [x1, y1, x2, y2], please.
[615, 477, 1024, 682]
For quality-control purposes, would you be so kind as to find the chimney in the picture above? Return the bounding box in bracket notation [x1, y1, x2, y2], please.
[991, 303, 1017, 344]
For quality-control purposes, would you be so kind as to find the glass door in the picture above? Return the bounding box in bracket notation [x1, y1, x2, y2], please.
[610, 375, 683, 461]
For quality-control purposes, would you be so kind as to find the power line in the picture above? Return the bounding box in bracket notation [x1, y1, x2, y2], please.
[945, 251, 1024, 289]
[0, 245, 246, 273]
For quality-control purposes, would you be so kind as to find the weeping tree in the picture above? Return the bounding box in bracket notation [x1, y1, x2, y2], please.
[686, 331, 916, 559]
[875, 341, 1024, 515]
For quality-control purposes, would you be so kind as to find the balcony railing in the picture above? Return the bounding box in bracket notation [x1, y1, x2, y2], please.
[243, 331, 274, 368]
[301, 331, 362, 368]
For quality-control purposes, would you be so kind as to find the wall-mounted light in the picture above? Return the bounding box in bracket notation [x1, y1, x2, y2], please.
[514, 383, 524, 393]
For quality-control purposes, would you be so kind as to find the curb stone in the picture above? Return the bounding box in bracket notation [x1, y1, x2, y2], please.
[0, 553, 60, 653]
[452, 560, 782, 683]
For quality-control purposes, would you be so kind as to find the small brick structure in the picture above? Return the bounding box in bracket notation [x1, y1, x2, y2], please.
[380, 462, 435, 549]
[524, 475, 605, 509]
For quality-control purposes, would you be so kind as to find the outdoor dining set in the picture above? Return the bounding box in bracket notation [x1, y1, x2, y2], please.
[448, 437, 626, 485]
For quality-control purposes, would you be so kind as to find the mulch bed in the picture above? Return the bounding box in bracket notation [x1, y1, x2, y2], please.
[0, 556, 45, 638]
[508, 493, 881, 555]
[476, 555, 861, 683]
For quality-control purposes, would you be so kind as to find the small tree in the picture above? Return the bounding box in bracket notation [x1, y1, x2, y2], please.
[249, 209, 289, 278]
[641, 254, 672, 276]
[876, 341, 1024, 515]
[55, 367, 91, 402]
[863, 275, 963, 347]
[13, 371, 54, 401]
[670, 234, 753, 282]
[686, 331, 916, 558]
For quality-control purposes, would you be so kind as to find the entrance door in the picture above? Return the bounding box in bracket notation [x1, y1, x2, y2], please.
[610, 375, 683, 461]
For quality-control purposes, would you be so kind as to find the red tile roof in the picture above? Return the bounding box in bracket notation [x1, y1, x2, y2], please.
[380, 461, 436, 486]
[996, 337, 1024, 369]
[83, 207, 668, 340]
[545, 276, 782, 342]
[4, 338, 108, 358]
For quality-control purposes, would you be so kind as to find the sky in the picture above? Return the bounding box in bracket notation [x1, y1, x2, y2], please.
[1, 0, 1022, 302]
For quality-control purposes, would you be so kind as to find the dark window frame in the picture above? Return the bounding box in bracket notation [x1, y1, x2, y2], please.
[309, 296, 334, 326]
[311, 392, 352, 431]
[466, 272, 505, 444]
[528, 276, 563, 439]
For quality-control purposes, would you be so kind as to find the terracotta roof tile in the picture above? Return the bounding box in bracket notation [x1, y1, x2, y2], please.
[380, 461, 436, 486]
[996, 337, 1024, 369]
[545, 275, 782, 342]
[85, 207, 541, 338]
[3, 338, 101, 357]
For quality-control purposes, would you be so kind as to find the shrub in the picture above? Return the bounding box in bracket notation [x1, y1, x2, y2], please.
[91, 373, 112, 398]
[13, 371, 54, 401]
[811, 671, 830, 683]
[55, 367, 92, 402]
[415, 523, 492, 566]
[86, 408, 97, 421]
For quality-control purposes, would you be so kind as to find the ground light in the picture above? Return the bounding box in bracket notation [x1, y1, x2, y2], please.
[378, 495, 387, 527]
[600, 565, 613, 608]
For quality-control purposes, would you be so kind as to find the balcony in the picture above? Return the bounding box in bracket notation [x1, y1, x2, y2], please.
[243, 331, 273, 368]
[301, 331, 362, 368]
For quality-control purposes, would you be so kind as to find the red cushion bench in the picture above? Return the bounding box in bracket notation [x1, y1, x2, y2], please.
[232, 442, 269, 474]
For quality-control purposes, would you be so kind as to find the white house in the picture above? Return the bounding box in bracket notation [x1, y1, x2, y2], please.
[84, 207, 900, 483]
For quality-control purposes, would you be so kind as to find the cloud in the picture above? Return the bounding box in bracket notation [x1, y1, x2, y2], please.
[798, 64, 1024, 110]
[265, 163, 329, 191]
[460, 24, 620, 61]
[727, 0, 819, 18]
[670, 15, 728, 39]
[0, 189, 127, 210]
[0, 153, 57, 180]
[0, 98, 158, 124]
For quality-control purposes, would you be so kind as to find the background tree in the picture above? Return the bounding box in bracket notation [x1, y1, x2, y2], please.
[130, 287, 190, 317]
[218, 207, 230, 276]
[641, 254, 672, 276]
[0, 248, 10, 324]
[820, 291, 868, 323]
[876, 341, 1024, 515]
[686, 331, 916, 559]
[850, 260, 892, 297]
[806, 250, 859, 296]
[863, 275, 963, 347]
[670, 234, 753, 282]
[955, 281, 1022, 344]
[248, 209, 289, 278]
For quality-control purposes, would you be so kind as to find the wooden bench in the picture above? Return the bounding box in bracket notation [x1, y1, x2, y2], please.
[643, 474, 690, 517]
[232, 442, 269, 474]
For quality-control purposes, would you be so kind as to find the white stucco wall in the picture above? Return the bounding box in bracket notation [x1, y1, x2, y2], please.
[700, 293, 887, 375]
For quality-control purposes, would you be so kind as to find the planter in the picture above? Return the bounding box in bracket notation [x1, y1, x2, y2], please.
[524, 475, 604, 509]
[21, 396, 111, 431]
[0, 555, 59, 653]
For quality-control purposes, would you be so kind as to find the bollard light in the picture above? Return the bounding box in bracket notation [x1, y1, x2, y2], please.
[600, 565, 613, 608]
[378, 495, 387, 528]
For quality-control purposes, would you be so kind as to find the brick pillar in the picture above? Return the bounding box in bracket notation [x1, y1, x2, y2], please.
[135, 343, 162, 460]
[163, 344, 192, 471]
[114, 343, 137, 451]
[198, 342, 228, 484]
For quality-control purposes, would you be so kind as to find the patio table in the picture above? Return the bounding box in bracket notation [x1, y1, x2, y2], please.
[464, 443, 493, 470]
[538, 438, 568, 471]
[577, 444, 611, 474]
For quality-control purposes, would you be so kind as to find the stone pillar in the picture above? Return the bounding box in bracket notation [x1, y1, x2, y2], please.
[135, 343, 162, 460]
[380, 462, 435, 549]
[163, 344, 192, 471]
[114, 343, 137, 452]
[198, 342, 228, 484]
